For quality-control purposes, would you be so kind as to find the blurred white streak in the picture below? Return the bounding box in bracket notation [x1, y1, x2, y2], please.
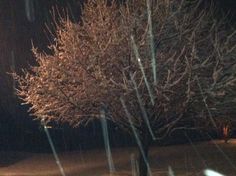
[168, 166, 175, 176]
[24, 0, 35, 22]
[130, 35, 155, 106]
[100, 108, 116, 173]
[204, 169, 225, 176]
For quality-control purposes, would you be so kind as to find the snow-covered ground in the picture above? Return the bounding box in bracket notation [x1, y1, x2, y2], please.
[0, 140, 236, 176]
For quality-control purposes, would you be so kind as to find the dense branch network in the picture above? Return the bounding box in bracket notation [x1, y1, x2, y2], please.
[14, 0, 236, 138]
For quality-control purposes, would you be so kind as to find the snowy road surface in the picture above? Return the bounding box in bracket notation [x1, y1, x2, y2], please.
[0, 140, 235, 176]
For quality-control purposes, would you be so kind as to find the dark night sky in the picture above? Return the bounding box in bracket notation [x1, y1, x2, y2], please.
[0, 0, 235, 152]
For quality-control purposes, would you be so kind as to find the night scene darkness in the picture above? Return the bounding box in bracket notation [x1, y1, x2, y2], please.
[0, 0, 236, 176]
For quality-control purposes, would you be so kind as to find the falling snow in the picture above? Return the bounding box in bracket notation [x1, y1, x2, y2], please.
[0, 0, 236, 176]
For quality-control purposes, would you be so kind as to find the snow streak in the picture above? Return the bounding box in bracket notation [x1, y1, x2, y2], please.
[120, 97, 153, 176]
[24, 0, 35, 22]
[43, 122, 66, 176]
[100, 108, 116, 173]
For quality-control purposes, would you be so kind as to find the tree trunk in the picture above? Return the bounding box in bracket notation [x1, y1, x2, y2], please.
[138, 125, 151, 176]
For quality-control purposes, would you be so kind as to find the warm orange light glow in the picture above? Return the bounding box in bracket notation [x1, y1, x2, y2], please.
[222, 124, 230, 143]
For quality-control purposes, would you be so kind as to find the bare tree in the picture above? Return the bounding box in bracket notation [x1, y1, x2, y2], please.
[14, 0, 236, 176]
